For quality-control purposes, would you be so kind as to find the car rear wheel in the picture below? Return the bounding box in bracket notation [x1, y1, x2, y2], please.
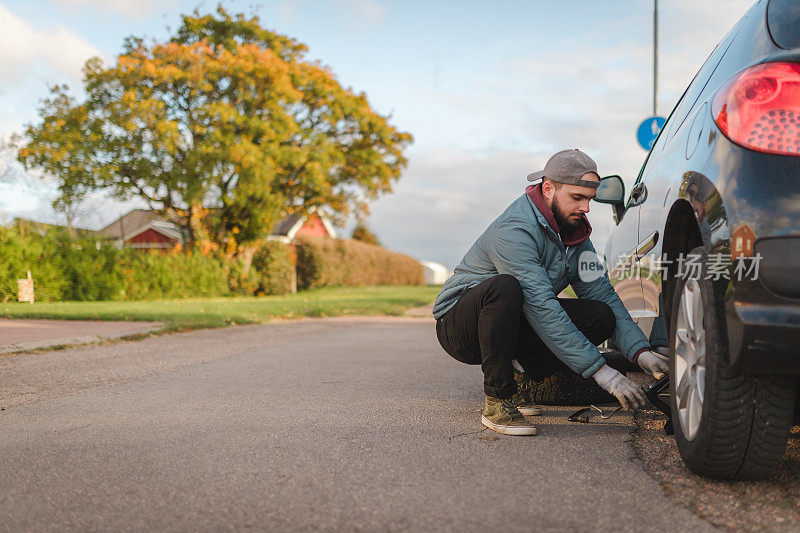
[669, 247, 796, 480]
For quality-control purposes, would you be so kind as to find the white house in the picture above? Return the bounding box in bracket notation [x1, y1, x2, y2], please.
[419, 260, 451, 285]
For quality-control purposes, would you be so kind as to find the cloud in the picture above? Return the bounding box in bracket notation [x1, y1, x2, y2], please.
[46, 0, 175, 19]
[0, 141, 47, 214]
[355, 146, 620, 269]
[349, 0, 756, 268]
[275, 0, 386, 29]
[341, 0, 386, 26]
[0, 5, 102, 90]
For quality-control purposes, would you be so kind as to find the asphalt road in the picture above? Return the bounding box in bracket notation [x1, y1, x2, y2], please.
[0, 317, 713, 532]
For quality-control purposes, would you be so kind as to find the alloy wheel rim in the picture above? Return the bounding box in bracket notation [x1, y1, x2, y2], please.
[674, 278, 706, 441]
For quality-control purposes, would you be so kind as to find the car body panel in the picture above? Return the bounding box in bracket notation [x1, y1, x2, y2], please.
[603, 0, 800, 374]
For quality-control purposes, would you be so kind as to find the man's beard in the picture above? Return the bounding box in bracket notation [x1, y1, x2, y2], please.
[552, 196, 581, 231]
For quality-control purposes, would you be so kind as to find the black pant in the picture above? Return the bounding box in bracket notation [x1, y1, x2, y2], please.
[435, 274, 616, 399]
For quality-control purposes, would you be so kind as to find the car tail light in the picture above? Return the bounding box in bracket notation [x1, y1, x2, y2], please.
[712, 61, 800, 156]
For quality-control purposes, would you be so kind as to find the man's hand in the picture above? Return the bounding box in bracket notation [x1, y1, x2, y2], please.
[592, 364, 647, 410]
[637, 350, 669, 380]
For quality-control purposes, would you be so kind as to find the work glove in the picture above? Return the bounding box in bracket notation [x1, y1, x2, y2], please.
[592, 364, 647, 410]
[637, 350, 669, 380]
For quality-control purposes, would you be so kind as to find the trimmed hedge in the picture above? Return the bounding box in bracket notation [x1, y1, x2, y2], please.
[0, 227, 421, 302]
[294, 235, 424, 289]
[0, 227, 295, 301]
[0, 227, 232, 301]
[253, 241, 296, 296]
[0, 227, 66, 301]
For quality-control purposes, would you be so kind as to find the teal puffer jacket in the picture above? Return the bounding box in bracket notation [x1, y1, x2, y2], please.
[432, 190, 649, 378]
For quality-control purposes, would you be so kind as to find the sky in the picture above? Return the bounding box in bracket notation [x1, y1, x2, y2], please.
[0, 0, 757, 268]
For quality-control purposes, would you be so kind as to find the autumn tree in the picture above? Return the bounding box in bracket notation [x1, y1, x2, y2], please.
[18, 5, 412, 269]
[351, 223, 381, 247]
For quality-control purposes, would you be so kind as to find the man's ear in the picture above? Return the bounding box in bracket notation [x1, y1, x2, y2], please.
[542, 179, 554, 201]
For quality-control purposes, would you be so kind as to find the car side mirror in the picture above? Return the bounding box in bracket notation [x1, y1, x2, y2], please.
[593, 175, 626, 225]
[593, 175, 625, 204]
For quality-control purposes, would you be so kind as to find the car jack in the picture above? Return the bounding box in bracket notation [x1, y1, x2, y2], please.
[645, 376, 673, 435]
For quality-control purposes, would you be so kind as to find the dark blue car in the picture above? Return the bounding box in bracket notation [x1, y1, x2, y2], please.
[599, 0, 800, 480]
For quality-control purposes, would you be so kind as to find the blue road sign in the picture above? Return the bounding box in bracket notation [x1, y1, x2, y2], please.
[636, 116, 666, 151]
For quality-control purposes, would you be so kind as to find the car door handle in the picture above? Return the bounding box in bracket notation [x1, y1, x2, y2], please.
[629, 182, 648, 207]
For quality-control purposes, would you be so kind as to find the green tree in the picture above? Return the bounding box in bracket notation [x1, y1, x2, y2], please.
[351, 222, 381, 247]
[18, 5, 412, 271]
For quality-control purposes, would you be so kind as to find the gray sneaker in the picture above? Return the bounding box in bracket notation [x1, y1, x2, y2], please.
[481, 395, 537, 436]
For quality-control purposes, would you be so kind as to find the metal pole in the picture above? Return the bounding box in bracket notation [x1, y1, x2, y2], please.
[654, 0, 658, 116]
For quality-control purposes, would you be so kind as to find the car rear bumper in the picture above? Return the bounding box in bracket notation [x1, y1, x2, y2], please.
[755, 237, 800, 299]
[727, 302, 800, 373]
[726, 237, 800, 374]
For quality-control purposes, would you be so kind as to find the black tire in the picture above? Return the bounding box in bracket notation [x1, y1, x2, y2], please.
[524, 352, 634, 405]
[669, 246, 797, 480]
[526, 370, 612, 405]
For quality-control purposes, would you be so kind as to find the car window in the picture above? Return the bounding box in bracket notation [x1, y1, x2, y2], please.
[624, 97, 680, 207]
[627, 13, 747, 197]
[660, 20, 743, 147]
[625, 79, 687, 200]
[768, 0, 800, 49]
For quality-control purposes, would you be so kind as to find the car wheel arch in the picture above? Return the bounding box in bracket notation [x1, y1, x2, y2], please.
[660, 199, 705, 325]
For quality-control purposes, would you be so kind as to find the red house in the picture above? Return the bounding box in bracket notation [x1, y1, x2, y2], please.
[267, 206, 337, 243]
[98, 210, 185, 251]
[732, 223, 756, 260]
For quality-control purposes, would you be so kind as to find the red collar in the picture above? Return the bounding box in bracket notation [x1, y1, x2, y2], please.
[525, 183, 592, 246]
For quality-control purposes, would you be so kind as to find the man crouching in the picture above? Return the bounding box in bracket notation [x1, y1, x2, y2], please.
[432, 148, 668, 435]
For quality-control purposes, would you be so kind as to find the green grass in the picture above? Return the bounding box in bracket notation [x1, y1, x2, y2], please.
[0, 285, 441, 330]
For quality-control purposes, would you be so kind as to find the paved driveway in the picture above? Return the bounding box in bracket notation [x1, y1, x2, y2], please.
[0, 317, 712, 531]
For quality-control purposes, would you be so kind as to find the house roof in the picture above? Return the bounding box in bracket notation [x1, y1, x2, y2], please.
[270, 207, 337, 239]
[142, 220, 185, 242]
[100, 207, 336, 242]
[98, 209, 169, 239]
[98, 209, 185, 244]
[272, 213, 304, 236]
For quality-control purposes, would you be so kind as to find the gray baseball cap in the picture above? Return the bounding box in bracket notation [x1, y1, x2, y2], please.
[527, 148, 600, 188]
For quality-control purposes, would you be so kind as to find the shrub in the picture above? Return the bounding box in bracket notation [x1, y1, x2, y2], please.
[0, 228, 66, 301]
[294, 236, 423, 289]
[224, 254, 261, 296]
[351, 223, 381, 246]
[252, 241, 295, 295]
[120, 250, 230, 300]
[0, 228, 420, 302]
[0, 226, 230, 301]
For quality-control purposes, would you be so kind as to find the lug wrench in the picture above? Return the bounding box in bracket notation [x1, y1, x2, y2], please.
[567, 376, 674, 434]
